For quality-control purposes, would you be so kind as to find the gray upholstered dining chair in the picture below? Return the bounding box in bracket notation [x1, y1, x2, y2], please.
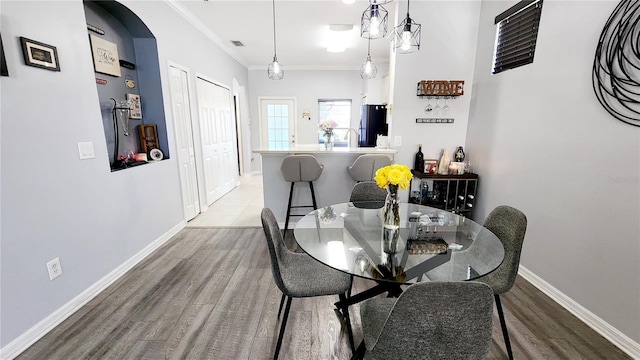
[347, 154, 391, 182]
[354, 281, 494, 360]
[474, 205, 528, 360]
[261, 208, 355, 359]
[349, 181, 387, 202]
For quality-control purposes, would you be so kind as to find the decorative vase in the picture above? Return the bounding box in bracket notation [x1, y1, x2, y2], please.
[324, 130, 334, 150]
[382, 184, 401, 255]
[438, 149, 451, 175]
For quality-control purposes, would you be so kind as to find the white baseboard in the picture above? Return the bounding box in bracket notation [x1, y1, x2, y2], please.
[0, 222, 185, 360]
[518, 266, 640, 359]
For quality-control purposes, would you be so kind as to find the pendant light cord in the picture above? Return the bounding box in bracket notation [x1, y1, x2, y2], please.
[272, 0, 278, 57]
[367, 38, 371, 57]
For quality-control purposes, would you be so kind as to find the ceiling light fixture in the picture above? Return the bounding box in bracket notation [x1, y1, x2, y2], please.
[267, 0, 283, 80]
[393, 0, 421, 54]
[369, 0, 394, 4]
[360, 38, 377, 79]
[361, 4, 388, 39]
[327, 24, 354, 53]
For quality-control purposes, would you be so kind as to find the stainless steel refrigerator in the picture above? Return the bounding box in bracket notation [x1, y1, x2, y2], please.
[359, 104, 388, 147]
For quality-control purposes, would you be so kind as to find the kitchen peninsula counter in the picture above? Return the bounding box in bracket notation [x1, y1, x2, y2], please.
[254, 146, 397, 224]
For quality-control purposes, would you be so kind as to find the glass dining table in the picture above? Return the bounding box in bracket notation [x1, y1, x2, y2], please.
[293, 201, 505, 306]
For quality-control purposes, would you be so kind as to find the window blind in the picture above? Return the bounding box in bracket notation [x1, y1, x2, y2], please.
[492, 0, 543, 74]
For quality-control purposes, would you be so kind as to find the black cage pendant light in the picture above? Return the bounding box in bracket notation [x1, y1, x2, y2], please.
[393, 0, 421, 54]
[361, 4, 388, 39]
[360, 38, 377, 79]
[267, 0, 284, 80]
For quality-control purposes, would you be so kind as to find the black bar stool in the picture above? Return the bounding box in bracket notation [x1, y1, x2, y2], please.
[280, 155, 324, 235]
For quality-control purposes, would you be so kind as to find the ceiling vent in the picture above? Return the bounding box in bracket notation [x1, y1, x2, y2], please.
[230, 40, 245, 47]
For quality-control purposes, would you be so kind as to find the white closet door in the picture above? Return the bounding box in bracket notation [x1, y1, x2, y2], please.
[196, 77, 237, 205]
[169, 64, 199, 221]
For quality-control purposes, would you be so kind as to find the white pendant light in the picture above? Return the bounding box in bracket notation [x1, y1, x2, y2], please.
[393, 0, 421, 54]
[268, 0, 284, 80]
[360, 38, 377, 79]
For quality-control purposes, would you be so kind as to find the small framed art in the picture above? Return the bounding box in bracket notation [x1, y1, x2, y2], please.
[19, 37, 60, 71]
[424, 159, 438, 174]
[127, 93, 142, 119]
[89, 34, 121, 77]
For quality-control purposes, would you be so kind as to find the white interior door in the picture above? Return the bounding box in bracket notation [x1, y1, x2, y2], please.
[260, 98, 296, 148]
[168, 64, 199, 221]
[196, 77, 237, 206]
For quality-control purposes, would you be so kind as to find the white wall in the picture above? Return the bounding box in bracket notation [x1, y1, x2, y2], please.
[248, 69, 365, 172]
[388, 1, 482, 167]
[0, 0, 248, 349]
[468, 0, 640, 345]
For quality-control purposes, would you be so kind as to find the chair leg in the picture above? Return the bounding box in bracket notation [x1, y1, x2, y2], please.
[308, 181, 318, 210]
[283, 182, 295, 236]
[338, 293, 355, 353]
[495, 294, 514, 360]
[274, 296, 293, 360]
[277, 293, 286, 319]
[349, 341, 366, 360]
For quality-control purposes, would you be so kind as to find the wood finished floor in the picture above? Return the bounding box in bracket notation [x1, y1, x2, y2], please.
[17, 228, 631, 360]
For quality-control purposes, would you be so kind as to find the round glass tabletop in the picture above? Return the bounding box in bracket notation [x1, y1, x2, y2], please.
[294, 202, 504, 284]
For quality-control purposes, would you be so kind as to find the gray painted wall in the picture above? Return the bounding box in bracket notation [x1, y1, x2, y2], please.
[0, 0, 248, 347]
[467, 0, 640, 344]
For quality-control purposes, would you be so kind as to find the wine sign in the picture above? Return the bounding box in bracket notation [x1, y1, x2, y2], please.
[417, 80, 465, 97]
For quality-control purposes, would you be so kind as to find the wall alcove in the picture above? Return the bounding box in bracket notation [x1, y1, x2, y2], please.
[83, 0, 169, 171]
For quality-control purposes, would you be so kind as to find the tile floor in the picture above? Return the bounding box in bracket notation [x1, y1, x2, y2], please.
[186, 174, 264, 228]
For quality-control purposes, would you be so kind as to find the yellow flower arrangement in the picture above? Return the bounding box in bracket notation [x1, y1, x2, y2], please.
[374, 164, 413, 190]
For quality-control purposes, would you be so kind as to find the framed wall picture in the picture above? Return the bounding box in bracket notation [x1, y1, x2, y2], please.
[1, 33, 8, 76]
[89, 34, 121, 77]
[19, 37, 60, 71]
[127, 93, 142, 119]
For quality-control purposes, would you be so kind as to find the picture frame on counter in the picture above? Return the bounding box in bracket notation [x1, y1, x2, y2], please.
[20, 37, 60, 71]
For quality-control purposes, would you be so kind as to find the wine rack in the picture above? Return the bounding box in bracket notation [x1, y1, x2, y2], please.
[408, 170, 478, 219]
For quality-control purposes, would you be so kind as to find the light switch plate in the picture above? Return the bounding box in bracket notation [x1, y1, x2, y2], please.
[394, 136, 402, 147]
[78, 142, 95, 159]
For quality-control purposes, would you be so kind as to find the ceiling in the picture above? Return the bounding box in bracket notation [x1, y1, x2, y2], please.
[176, 0, 398, 70]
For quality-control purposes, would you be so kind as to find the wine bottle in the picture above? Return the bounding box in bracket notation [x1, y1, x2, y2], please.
[414, 144, 424, 172]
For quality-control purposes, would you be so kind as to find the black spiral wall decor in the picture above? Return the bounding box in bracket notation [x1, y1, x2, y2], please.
[592, 0, 640, 127]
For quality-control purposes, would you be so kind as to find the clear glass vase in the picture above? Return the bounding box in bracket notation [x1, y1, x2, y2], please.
[324, 131, 334, 150]
[382, 184, 401, 254]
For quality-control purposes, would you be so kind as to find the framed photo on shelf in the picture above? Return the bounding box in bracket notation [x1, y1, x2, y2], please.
[19, 37, 60, 71]
[424, 159, 438, 174]
[89, 34, 121, 77]
[127, 93, 142, 119]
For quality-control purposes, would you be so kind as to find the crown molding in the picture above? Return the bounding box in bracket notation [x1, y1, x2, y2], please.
[163, 0, 248, 68]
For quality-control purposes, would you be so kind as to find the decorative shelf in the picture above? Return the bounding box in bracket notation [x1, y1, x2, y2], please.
[416, 118, 454, 124]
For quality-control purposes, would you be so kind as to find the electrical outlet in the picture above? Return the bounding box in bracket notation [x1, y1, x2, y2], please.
[394, 136, 402, 147]
[46, 257, 63, 280]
